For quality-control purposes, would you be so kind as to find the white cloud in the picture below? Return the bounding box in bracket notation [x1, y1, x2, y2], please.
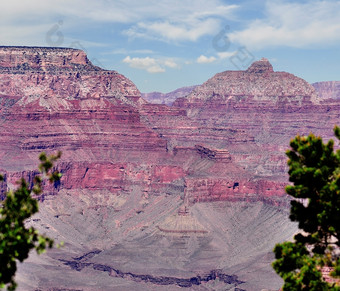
[197, 55, 217, 64]
[121, 1, 238, 42]
[147, 66, 166, 73]
[0, 0, 238, 45]
[196, 51, 239, 64]
[229, 0, 340, 50]
[164, 60, 179, 69]
[122, 56, 179, 73]
[125, 18, 221, 42]
[123, 56, 164, 73]
[217, 51, 237, 59]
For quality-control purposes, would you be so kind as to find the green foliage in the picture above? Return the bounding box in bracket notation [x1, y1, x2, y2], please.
[273, 127, 340, 290]
[0, 152, 61, 290]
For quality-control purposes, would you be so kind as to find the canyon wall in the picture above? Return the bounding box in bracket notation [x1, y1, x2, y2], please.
[141, 85, 197, 105]
[1, 51, 339, 209]
[0, 49, 290, 206]
[1, 48, 338, 290]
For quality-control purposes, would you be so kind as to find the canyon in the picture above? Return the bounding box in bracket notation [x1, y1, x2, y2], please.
[0, 47, 338, 290]
[141, 85, 197, 105]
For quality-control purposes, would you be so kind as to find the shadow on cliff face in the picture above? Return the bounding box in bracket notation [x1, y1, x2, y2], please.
[16, 189, 297, 291]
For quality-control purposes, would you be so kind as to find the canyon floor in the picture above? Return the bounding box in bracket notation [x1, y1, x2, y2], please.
[16, 190, 296, 291]
[0, 47, 337, 290]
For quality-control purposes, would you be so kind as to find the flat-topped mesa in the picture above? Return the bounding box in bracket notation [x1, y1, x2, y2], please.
[0, 46, 142, 105]
[177, 58, 320, 107]
[0, 46, 99, 73]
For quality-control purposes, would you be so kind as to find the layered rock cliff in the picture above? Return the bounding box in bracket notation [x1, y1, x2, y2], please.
[1, 49, 333, 210]
[1, 48, 333, 290]
[176, 58, 319, 108]
[0, 46, 143, 105]
[169, 58, 338, 186]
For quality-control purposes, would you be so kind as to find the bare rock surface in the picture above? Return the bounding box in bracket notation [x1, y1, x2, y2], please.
[169, 58, 339, 184]
[313, 81, 340, 100]
[141, 85, 198, 105]
[0, 46, 143, 106]
[16, 190, 296, 291]
[0, 47, 334, 290]
[176, 58, 319, 106]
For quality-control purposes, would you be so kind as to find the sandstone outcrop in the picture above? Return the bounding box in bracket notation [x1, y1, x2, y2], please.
[0, 46, 143, 106]
[174, 58, 319, 109]
[1, 47, 335, 290]
[2, 51, 331, 206]
[2, 49, 336, 211]
[169, 58, 338, 185]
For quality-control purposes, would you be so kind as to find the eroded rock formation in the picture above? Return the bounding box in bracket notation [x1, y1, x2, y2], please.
[1, 47, 336, 290]
[141, 85, 197, 105]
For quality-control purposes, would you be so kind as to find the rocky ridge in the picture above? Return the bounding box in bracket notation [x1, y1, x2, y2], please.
[141, 85, 198, 105]
[0, 48, 329, 290]
[177, 58, 319, 108]
[168, 58, 339, 186]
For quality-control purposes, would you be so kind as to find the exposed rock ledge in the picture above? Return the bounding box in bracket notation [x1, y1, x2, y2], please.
[0, 46, 99, 73]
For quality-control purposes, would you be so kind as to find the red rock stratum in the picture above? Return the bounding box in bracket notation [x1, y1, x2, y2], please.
[0, 48, 337, 290]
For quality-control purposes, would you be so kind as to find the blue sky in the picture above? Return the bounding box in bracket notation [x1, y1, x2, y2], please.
[1, 0, 340, 93]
